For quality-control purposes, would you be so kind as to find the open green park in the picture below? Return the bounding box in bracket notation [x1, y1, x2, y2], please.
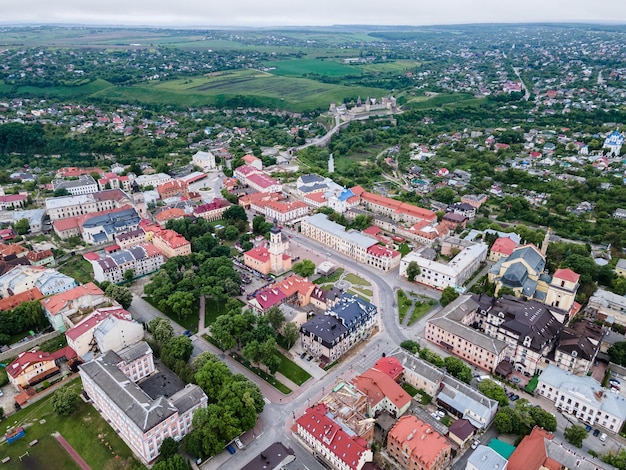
[397, 289, 437, 326]
[0, 381, 139, 470]
[313, 269, 373, 303]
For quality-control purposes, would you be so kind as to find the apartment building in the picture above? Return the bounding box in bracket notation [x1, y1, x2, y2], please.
[89, 243, 164, 284]
[301, 213, 400, 272]
[80, 342, 208, 464]
[151, 229, 192, 258]
[387, 415, 451, 470]
[45, 189, 131, 221]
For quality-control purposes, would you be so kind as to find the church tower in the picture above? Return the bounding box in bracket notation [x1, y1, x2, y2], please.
[131, 180, 148, 219]
[541, 228, 551, 256]
[269, 225, 289, 274]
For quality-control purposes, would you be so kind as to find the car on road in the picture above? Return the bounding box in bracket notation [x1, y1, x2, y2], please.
[0, 390, 3, 397]
[300, 352, 307, 359]
[471, 440, 480, 450]
[510, 394, 520, 401]
[234, 437, 244, 449]
[600, 433, 607, 442]
[307, 355, 314, 361]
[593, 429, 600, 437]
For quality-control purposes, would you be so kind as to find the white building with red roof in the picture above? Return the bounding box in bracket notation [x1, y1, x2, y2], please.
[193, 198, 229, 221]
[243, 226, 291, 275]
[354, 367, 411, 418]
[66, 307, 143, 360]
[41, 282, 108, 331]
[295, 403, 373, 470]
[242, 154, 263, 170]
[89, 243, 164, 284]
[151, 229, 191, 258]
[0, 194, 27, 210]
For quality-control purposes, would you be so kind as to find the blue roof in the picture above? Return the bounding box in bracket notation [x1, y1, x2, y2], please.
[337, 188, 354, 202]
[329, 294, 377, 331]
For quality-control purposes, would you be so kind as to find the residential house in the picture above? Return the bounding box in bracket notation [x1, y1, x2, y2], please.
[447, 418, 475, 448]
[461, 194, 488, 209]
[387, 415, 451, 470]
[6, 346, 77, 390]
[554, 320, 603, 375]
[353, 368, 411, 418]
[587, 288, 626, 326]
[447, 202, 477, 219]
[309, 285, 342, 311]
[152, 229, 192, 258]
[437, 374, 499, 429]
[392, 350, 444, 397]
[242, 154, 262, 170]
[116, 228, 147, 250]
[80, 342, 208, 464]
[65, 307, 139, 359]
[0, 194, 28, 210]
[0, 287, 43, 312]
[41, 282, 108, 331]
[616, 259, 626, 277]
[0, 265, 77, 297]
[466, 446, 508, 470]
[295, 403, 373, 470]
[26, 249, 55, 267]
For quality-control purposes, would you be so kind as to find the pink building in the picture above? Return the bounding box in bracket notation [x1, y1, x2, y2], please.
[79, 342, 208, 464]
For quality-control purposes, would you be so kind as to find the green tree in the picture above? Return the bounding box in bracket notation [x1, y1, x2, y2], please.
[478, 379, 509, 406]
[162, 335, 194, 365]
[194, 355, 232, 399]
[14, 218, 30, 235]
[260, 338, 281, 375]
[282, 322, 299, 349]
[210, 315, 237, 351]
[608, 342, 626, 366]
[494, 408, 515, 434]
[602, 448, 626, 469]
[265, 306, 285, 331]
[400, 340, 420, 354]
[222, 205, 248, 224]
[51, 386, 79, 416]
[123, 269, 134, 282]
[105, 284, 133, 309]
[242, 340, 263, 367]
[564, 425, 588, 448]
[166, 291, 196, 320]
[440, 287, 459, 307]
[292, 259, 316, 278]
[158, 437, 180, 461]
[149, 318, 175, 344]
[152, 454, 190, 470]
[406, 261, 421, 282]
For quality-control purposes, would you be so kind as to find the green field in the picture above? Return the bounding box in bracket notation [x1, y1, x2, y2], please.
[57, 255, 94, 285]
[358, 60, 422, 73]
[0, 381, 139, 470]
[276, 352, 312, 386]
[264, 59, 357, 77]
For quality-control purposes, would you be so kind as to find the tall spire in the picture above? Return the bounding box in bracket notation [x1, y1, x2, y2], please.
[541, 228, 551, 256]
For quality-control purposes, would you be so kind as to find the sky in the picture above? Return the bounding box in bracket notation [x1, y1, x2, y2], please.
[3, 0, 626, 27]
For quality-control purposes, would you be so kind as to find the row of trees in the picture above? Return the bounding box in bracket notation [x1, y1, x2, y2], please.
[0, 300, 48, 347]
[399, 340, 472, 383]
[494, 398, 557, 436]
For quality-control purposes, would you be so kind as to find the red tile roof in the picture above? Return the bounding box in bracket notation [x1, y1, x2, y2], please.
[252, 287, 287, 310]
[6, 346, 77, 378]
[491, 237, 517, 255]
[354, 368, 411, 410]
[65, 307, 132, 341]
[41, 282, 105, 316]
[388, 415, 451, 469]
[553, 268, 580, 284]
[0, 287, 43, 311]
[507, 426, 553, 470]
[244, 246, 269, 262]
[372, 357, 403, 380]
[296, 403, 370, 470]
[366, 244, 400, 259]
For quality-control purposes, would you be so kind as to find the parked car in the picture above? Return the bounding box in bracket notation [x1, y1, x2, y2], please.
[226, 445, 236, 455]
[436, 410, 446, 418]
[300, 352, 307, 359]
[430, 412, 441, 421]
[183, 330, 192, 337]
[510, 394, 520, 401]
[307, 355, 314, 361]
[234, 437, 244, 449]
[593, 429, 600, 437]
[600, 433, 607, 442]
[471, 440, 480, 450]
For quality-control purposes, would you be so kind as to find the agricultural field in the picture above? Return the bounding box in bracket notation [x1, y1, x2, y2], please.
[263, 59, 357, 77]
[358, 60, 422, 73]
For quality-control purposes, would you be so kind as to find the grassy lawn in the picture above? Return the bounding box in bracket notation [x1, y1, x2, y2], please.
[204, 297, 244, 328]
[264, 58, 356, 77]
[351, 286, 373, 299]
[401, 382, 419, 397]
[57, 255, 93, 285]
[398, 243, 411, 257]
[276, 352, 312, 386]
[0, 381, 140, 470]
[313, 268, 344, 285]
[231, 352, 291, 395]
[407, 300, 437, 326]
[343, 273, 371, 287]
[145, 296, 199, 333]
[397, 290, 413, 323]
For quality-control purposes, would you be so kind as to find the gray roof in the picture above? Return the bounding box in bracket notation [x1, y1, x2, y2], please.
[506, 245, 545, 273]
[466, 445, 507, 469]
[118, 341, 152, 363]
[170, 384, 208, 414]
[544, 438, 612, 470]
[299, 174, 325, 184]
[80, 350, 178, 432]
[300, 314, 348, 348]
[328, 294, 377, 331]
[438, 375, 499, 429]
[428, 295, 508, 355]
[539, 365, 626, 421]
[303, 213, 377, 250]
[392, 349, 444, 385]
[617, 259, 626, 271]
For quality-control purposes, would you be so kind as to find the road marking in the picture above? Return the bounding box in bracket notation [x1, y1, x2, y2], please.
[263, 397, 271, 404]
